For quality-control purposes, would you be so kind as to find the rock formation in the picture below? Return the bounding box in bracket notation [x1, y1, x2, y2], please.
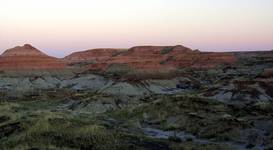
[0, 44, 237, 72]
[0, 44, 66, 70]
[64, 45, 237, 71]
[64, 48, 120, 63]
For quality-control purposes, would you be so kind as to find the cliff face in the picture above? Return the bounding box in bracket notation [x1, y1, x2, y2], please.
[0, 44, 66, 70]
[64, 45, 237, 71]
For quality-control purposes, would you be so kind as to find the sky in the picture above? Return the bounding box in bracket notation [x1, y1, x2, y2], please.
[0, 0, 273, 57]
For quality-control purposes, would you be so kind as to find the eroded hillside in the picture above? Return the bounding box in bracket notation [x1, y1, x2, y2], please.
[0, 44, 272, 149]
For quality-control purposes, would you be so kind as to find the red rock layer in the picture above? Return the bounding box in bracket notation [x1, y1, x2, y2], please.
[64, 48, 119, 63]
[0, 44, 66, 70]
[65, 45, 237, 72]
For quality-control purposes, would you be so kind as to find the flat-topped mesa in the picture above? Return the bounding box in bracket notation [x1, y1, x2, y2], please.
[0, 44, 66, 70]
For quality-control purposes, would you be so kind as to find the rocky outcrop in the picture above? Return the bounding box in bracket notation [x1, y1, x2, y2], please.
[64, 48, 120, 64]
[0, 44, 66, 70]
[64, 45, 237, 72]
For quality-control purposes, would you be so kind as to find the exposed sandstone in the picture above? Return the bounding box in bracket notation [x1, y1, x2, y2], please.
[64, 48, 120, 63]
[0, 44, 66, 70]
[0, 44, 237, 72]
[64, 45, 237, 72]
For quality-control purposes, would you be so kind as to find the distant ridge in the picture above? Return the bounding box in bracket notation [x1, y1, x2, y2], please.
[0, 44, 238, 71]
[64, 45, 237, 71]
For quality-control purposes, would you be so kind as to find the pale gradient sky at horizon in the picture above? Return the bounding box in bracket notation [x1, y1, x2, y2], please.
[0, 0, 272, 57]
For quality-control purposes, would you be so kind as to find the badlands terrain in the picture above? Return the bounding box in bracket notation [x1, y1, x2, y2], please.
[0, 44, 273, 150]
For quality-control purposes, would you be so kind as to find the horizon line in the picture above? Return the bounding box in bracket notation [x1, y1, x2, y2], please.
[1, 44, 272, 58]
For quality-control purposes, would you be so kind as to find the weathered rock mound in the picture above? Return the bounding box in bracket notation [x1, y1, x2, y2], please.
[0, 44, 66, 70]
[64, 45, 237, 72]
[64, 48, 120, 63]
